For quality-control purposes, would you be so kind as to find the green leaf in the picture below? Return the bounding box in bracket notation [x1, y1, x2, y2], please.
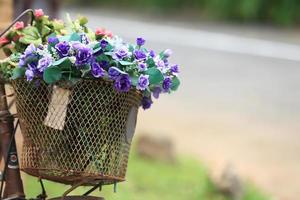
[11, 67, 25, 79]
[2, 47, 12, 57]
[80, 65, 91, 77]
[145, 67, 164, 84]
[43, 67, 62, 84]
[19, 26, 42, 45]
[51, 57, 72, 70]
[171, 76, 180, 91]
[128, 45, 135, 52]
[143, 88, 151, 98]
[58, 35, 70, 42]
[104, 52, 113, 56]
[96, 54, 109, 63]
[58, 32, 81, 42]
[130, 76, 138, 86]
[52, 20, 64, 30]
[119, 60, 133, 66]
[41, 25, 52, 37]
[105, 43, 113, 51]
[93, 47, 102, 54]
[69, 32, 81, 42]
[86, 28, 96, 41]
[146, 58, 156, 68]
[22, 26, 40, 38]
[19, 37, 42, 46]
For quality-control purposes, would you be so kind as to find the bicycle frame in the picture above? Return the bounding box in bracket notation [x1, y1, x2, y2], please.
[0, 9, 34, 200]
[0, 83, 25, 199]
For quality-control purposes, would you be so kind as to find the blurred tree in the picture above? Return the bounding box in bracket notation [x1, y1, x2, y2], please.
[65, 0, 300, 26]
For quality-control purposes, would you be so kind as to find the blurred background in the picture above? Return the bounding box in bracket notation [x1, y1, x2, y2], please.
[2, 0, 300, 199]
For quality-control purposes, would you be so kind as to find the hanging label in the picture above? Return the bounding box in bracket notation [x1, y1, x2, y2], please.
[125, 106, 138, 144]
[44, 85, 70, 130]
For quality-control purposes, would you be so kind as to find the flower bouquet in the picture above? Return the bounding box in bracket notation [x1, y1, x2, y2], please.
[0, 9, 180, 185]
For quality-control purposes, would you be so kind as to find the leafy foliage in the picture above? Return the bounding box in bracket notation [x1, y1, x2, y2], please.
[0, 9, 181, 109]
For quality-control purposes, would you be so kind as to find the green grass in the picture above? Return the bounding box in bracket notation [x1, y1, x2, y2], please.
[24, 153, 270, 200]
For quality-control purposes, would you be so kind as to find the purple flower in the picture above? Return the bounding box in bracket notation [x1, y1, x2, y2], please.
[48, 36, 59, 45]
[19, 44, 37, 67]
[55, 41, 70, 57]
[155, 57, 169, 73]
[138, 62, 147, 71]
[75, 45, 93, 66]
[163, 49, 172, 58]
[162, 77, 172, 92]
[37, 44, 44, 50]
[163, 59, 169, 66]
[25, 69, 34, 81]
[24, 44, 36, 56]
[113, 46, 129, 60]
[100, 60, 109, 69]
[100, 40, 108, 49]
[170, 64, 179, 76]
[136, 37, 145, 46]
[114, 74, 131, 92]
[91, 62, 105, 78]
[81, 34, 89, 44]
[37, 56, 52, 72]
[152, 87, 162, 99]
[108, 66, 125, 80]
[137, 74, 149, 90]
[141, 96, 152, 110]
[134, 50, 147, 61]
[149, 50, 155, 58]
[27, 62, 38, 71]
[71, 41, 82, 50]
[18, 55, 26, 67]
[155, 58, 165, 68]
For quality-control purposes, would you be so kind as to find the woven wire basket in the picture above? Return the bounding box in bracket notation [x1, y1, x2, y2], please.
[12, 79, 142, 186]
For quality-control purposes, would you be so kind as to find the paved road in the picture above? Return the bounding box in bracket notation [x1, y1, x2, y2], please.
[65, 8, 300, 200]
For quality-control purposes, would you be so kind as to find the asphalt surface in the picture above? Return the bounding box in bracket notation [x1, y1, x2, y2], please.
[63, 8, 300, 200]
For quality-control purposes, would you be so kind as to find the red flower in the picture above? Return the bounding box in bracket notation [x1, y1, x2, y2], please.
[34, 9, 44, 18]
[15, 21, 24, 30]
[0, 37, 9, 45]
[12, 35, 22, 42]
[95, 28, 113, 38]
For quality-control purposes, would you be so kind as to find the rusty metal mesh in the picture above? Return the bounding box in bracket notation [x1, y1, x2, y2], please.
[12, 79, 142, 186]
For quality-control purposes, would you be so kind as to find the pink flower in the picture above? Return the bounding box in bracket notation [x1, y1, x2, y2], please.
[105, 30, 113, 38]
[95, 28, 106, 36]
[0, 37, 9, 45]
[15, 21, 24, 30]
[34, 9, 44, 18]
[95, 28, 113, 38]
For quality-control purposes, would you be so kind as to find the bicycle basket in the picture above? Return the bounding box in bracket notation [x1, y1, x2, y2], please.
[12, 79, 142, 186]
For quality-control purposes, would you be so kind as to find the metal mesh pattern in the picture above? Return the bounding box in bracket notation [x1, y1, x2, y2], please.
[12, 79, 142, 186]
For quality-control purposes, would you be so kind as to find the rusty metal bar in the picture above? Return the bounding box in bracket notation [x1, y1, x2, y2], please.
[0, 8, 35, 200]
[0, 84, 25, 199]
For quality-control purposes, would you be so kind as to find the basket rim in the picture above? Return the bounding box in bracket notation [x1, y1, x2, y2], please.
[22, 167, 125, 185]
[11, 77, 143, 96]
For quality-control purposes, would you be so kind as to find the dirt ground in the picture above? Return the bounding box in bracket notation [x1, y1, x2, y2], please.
[136, 100, 300, 200]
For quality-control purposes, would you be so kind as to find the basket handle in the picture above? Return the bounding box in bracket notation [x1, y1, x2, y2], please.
[0, 9, 34, 38]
